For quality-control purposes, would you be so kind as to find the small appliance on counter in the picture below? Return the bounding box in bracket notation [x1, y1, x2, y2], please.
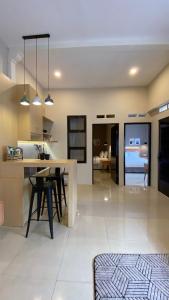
[7, 146, 23, 160]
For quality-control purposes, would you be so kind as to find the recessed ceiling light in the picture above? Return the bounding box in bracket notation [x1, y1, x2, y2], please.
[54, 70, 62, 78]
[129, 67, 139, 76]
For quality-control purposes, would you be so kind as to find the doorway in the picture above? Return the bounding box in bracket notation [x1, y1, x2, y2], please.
[158, 117, 169, 197]
[124, 123, 151, 186]
[92, 123, 119, 184]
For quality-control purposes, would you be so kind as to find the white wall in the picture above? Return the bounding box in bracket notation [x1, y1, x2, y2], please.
[45, 87, 149, 185]
[0, 38, 8, 75]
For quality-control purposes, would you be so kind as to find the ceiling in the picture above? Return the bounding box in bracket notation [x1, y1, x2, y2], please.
[0, 0, 169, 88]
[25, 45, 169, 88]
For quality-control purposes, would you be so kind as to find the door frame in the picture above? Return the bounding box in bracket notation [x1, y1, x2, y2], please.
[124, 122, 151, 186]
[92, 123, 119, 184]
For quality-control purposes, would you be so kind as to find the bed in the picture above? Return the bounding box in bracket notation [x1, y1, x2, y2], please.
[125, 146, 148, 173]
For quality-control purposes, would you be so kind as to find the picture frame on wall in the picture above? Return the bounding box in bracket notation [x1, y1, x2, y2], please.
[135, 138, 140, 145]
[129, 138, 134, 145]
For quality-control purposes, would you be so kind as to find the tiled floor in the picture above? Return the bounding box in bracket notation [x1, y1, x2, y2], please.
[0, 170, 169, 299]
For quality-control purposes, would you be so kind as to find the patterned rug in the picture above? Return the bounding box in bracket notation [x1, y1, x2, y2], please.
[94, 253, 169, 299]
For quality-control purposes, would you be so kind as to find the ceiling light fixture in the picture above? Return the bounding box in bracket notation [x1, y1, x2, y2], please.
[54, 70, 62, 78]
[45, 36, 54, 106]
[20, 39, 30, 106]
[32, 38, 42, 106]
[21, 34, 54, 106]
[129, 66, 139, 76]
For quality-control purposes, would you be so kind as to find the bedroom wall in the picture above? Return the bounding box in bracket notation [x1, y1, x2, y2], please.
[93, 124, 111, 156]
[45, 87, 149, 185]
[125, 124, 149, 147]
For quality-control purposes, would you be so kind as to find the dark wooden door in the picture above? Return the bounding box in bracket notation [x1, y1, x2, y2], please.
[158, 117, 169, 197]
[111, 124, 119, 184]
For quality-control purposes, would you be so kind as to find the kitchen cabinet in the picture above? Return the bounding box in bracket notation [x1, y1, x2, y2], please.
[17, 85, 43, 141]
[16, 84, 55, 142]
[43, 116, 54, 141]
[0, 73, 15, 95]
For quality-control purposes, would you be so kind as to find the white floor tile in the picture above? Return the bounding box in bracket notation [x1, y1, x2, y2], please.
[0, 275, 54, 300]
[52, 281, 93, 300]
[0, 170, 169, 298]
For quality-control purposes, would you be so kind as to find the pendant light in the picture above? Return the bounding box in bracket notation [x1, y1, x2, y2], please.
[32, 38, 42, 106]
[45, 36, 54, 106]
[20, 39, 30, 105]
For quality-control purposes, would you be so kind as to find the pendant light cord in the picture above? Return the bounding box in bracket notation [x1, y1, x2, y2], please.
[36, 38, 37, 95]
[48, 36, 49, 95]
[24, 39, 25, 94]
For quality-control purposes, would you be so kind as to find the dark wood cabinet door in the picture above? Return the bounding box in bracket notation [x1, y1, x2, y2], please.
[159, 118, 169, 197]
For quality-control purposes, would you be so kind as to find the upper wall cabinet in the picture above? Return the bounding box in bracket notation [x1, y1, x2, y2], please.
[0, 73, 15, 96]
[17, 85, 43, 141]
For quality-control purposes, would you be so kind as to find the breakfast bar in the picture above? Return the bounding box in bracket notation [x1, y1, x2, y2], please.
[0, 159, 77, 227]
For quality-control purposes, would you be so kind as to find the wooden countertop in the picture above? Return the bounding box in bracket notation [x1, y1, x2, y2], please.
[0, 159, 76, 166]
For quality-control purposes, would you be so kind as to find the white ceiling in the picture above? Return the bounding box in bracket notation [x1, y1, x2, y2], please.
[0, 0, 169, 88]
[25, 45, 169, 88]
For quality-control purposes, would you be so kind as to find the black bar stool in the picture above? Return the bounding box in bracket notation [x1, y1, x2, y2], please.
[42, 168, 67, 218]
[25, 175, 60, 239]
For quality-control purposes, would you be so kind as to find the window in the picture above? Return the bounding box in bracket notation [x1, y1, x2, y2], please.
[159, 105, 168, 113]
[67, 115, 87, 163]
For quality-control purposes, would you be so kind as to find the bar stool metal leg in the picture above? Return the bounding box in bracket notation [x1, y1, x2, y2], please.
[37, 191, 42, 221]
[61, 176, 67, 207]
[56, 177, 62, 217]
[41, 192, 45, 216]
[25, 189, 35, 238]
[46, 187, 54, 239]
[53, 186, 60, 223]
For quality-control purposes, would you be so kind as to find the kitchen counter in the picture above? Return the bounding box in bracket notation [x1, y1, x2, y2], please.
[0, 159, 77, 227]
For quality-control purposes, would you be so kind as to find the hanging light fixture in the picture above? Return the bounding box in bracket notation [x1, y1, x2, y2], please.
[21, 34, 52, 106]
[45, 36, 54, 106]
[20, 38, 30, 105]
[32, 38, 42, 106]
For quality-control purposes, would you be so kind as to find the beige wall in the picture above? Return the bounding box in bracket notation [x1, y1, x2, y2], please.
[148, 64, 169, 110]
[45, 87, 149, 184]
[0, 86, 18, 160]
[148, 64, 169, 188]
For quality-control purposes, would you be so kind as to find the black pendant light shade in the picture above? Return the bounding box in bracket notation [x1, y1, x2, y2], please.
[20, 95, 30, 106]
[45, 94, 54, 105]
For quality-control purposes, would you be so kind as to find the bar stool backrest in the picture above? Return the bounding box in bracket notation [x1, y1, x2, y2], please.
[29, 176, 44, 188]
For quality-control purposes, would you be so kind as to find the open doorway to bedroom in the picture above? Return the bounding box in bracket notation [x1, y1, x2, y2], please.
[92, 123, 119, 185]
[124, 123, 151, 187]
